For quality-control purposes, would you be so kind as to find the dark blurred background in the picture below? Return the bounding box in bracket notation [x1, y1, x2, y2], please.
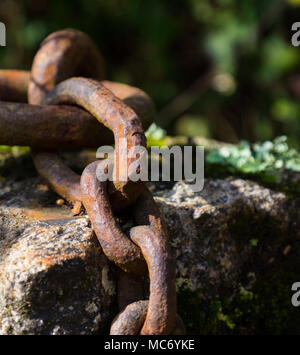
[1, 0, 300, 147]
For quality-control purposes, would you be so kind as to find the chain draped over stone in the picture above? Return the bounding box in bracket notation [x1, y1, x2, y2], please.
[0, 29, 185, 335]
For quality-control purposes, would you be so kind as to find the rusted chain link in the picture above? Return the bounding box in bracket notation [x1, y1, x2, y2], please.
[81, 160, 146, 274]
[0, 79, 154, 149]
[0, 70, 155, 128]
[42, 77, 147, 205]
[110, 301, 186, 335]
[0, 29, 185, 335]
[31, 151, 82, 214]
[27, 30, 148, 206]
[0, 70, 29, 102]
[81, 160, 183, 334]
[28, 29, 105, 105]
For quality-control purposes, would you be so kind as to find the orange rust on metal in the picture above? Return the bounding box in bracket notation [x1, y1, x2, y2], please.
[28, 28, 149, 208]
[0, 70, 154, 130]
[131, 188, 178, 334]
[43, 77, 147, 203]
[0, 28, 185, 335]
[81, 160, 178, 334]
[80, 160, 146, 275]
[0, 101, 113, 149]
[110, 300, 148, 335]
[0, 79, 154, 149]
[28, 30, 150, 207]
[28, 29, 105, 105]
[32, 151, 82, 210]
[130, 226, 176, 334]
[110, 300, 185, 335]
[132, 187, 169, 236]
[0, 70, 29, 102]
[102, 80, 155, 128]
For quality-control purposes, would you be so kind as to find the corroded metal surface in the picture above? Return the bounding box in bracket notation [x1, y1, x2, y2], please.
[28, 29, 105, 105]
[32, 151, 82, 214]
[0, 70, 29, 102]
[43, 77, 147, 203]
[102, 80, 155, 128]
[0, 70, 154, 130]
[0, 101, 112, 148]
[28, 32, 148, 207]
[110, 301, 148, 335]
[82, 160, 178, 334]
[0, 80, 153, 149]
[80, 160, 146, 275]
[28, 30, 148, 207]
[110, 301, 185, 335]
[0, 28, 184, 335]
[0, 78, 154, 149]
[32, 157, 179, 334]
[133, 189, 176, 333]
[130, 226, 176, 334]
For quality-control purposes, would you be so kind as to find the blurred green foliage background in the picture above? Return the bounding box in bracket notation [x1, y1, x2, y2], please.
[1, 0, 300, 147]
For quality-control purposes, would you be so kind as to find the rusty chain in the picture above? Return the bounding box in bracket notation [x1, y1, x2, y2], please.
[0, 29, 185, 335]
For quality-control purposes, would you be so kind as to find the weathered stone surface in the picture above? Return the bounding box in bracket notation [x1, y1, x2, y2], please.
[151, 179, 300, 334]
[0, 178, 116, 335]
[0, 154, 299, 334]
[152, 178, 300, 298]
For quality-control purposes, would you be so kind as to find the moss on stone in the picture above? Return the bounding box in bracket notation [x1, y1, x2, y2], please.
[227, 208, 286, 251]
[176, 199, 299, 334]
[177, 266, 300, 335]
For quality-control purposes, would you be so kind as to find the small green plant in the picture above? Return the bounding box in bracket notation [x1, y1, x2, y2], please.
[250, 238, 259, 247]
[206, 136, 300, 183]
[145, 123, 167, 147]
[0, 145, 30, 157]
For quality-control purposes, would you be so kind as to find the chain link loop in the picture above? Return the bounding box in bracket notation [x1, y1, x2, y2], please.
[0, 29, 185, 335]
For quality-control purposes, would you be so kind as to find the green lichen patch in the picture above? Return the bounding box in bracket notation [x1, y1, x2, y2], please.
[206, 136, 300, 197]
[145, 127, 300, 197]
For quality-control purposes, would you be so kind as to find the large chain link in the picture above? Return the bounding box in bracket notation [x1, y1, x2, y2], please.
[0, 29, 185, 335]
